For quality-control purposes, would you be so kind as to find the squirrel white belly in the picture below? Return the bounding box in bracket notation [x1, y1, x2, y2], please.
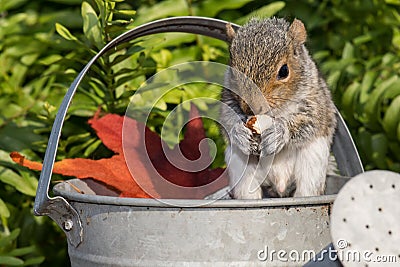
[220, 18, 337, 199]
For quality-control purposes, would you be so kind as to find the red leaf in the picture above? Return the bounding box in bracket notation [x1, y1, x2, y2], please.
[11, 105, 228, 199]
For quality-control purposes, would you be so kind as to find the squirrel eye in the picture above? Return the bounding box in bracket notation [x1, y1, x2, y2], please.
[277, 64, 289, 80]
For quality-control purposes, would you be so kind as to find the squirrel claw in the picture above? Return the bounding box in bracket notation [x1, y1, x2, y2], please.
[259, 118, 287, 155]
[230, 121, 259, 155]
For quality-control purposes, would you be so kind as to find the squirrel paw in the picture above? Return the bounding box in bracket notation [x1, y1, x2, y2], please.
[230, 122, 259, 155]
[259, 118, 288, 156]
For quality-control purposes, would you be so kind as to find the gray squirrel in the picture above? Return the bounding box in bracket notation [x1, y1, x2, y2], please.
[220, 18, 337, 199]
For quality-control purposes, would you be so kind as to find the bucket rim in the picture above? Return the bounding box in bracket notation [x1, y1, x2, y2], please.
[53, 179, 336, 208]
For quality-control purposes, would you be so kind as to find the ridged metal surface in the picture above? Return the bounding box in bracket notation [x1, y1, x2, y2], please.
[56, 179, 335, 267]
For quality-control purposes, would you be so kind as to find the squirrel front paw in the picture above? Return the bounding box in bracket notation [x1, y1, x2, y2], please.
[230, 122, 259, 155]
[259, 117, 288, 156]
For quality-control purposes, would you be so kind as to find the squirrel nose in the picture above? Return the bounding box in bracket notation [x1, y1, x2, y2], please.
[240, 99, 270, 115]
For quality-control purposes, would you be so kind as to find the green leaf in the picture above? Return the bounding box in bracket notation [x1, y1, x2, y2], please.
[392, 27, 400, 50]
[139, 33, 196, 51]
[235, 1, 286, 25]
[342, 42, 354, 59]
[363, 75, 398, 130]
[0, 0, 27, 12]
[385, 0, 400, 5]
[110, 45, 145, 65]
[112, 9, 136, 16]
[365, 55, 382, 69]
[381, 53, 398, 66]
[196, 0, 253, 17]
[112, 68, 138, 78]
[88, 78, 106, 98]
[353, 32, 375, 45]
[64, 132, 91, 145]
[322, 58, 356, 73]
[55, 23, 78, 41]
[371, 133, 388, 169]
[0, 228, 20, 247]
[383, 80, 400, 99]
[22, 256, 45, 266]
[134, 0, 188, 25]
[0, 256, 24, 266]
[170, 46, 202, 65]
[161, 88, 184, 105]
[82, 1, 103, 49]
[0, 198, 10, 218]
[313, 50, 330, 62]
[21, 53, 40, 66]
[0, 167, 37, 196]
[382, 95, 400, 140]
[38, 54, 63, 65]
[341, 82, 360, 126]
[84, 139, 102, 157]
[359, 71, 379, 103]
[8, 246, 35, 257]
[151, 49, 172, 68]
[67, 137, 96, 157]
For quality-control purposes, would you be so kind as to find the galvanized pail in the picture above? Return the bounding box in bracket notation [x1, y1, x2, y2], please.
[34, 17, 364, 266]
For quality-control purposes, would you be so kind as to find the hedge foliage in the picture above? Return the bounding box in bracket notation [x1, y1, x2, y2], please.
[0, 0, 399, 265]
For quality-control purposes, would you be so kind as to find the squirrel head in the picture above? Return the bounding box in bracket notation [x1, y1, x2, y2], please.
[227, 18, 309, 115]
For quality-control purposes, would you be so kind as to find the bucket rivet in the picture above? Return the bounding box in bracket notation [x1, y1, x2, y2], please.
[63, 219, 74, 231]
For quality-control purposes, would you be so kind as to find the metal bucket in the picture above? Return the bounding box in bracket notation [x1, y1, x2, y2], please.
[34, 17, 364, 266]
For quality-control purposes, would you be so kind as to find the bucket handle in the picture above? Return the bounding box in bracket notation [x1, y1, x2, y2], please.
[33, 16, 363, 247]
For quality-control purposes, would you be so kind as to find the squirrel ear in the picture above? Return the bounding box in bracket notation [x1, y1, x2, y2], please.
[226, 23, 236, 43]
[289, 19, 307, 45]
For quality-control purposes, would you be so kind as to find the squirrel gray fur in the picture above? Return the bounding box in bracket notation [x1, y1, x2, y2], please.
[220, 18, 337, 199]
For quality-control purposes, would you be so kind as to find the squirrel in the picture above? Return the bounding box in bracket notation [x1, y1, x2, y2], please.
[220, 18, 337, 199]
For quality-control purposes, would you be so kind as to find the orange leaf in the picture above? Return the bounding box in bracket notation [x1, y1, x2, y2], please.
[11, 105, 228, 199]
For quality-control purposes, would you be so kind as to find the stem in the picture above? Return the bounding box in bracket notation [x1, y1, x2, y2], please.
[102, 0, 116, 111]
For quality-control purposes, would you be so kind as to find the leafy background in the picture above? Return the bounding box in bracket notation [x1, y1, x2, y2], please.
[0, 0, 399, 265]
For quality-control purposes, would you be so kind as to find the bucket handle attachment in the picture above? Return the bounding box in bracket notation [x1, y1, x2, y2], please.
[33, 16, 363, 247]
